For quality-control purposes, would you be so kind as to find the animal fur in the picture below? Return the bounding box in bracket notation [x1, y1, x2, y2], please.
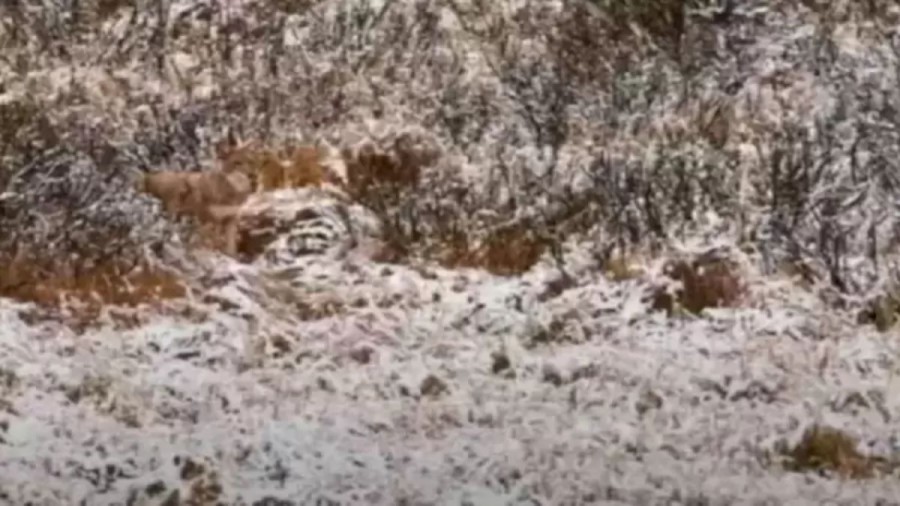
[216, 137, 345, 192]
[136, 170, 252, 256]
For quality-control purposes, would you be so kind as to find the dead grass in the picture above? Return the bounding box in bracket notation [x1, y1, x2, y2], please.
[620, 1, 694, 53]
[437, 226, 548, 276]
[857, 291, 900, 332]
[268, 0, 321, 15]
[651, 253, 744, 315]
[233, 212, 282, 262]
[781, 425, 892, 479]
[776, 258, 821, 290]
[367, 237, 411, 265]
[260, 288, 347, 322]
[0, 100, 46, 168]
[97, 0, 132, 20]
[0, 256, 187, 327]
[548, 0, 698, 74]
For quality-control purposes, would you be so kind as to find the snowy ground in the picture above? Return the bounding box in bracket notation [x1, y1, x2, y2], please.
[1, 242, 899, 505]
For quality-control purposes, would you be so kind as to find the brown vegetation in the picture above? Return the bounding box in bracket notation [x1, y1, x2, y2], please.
[781, 425, 892, 479]
[856, 291, 900, 332]
[437, 226, 548, 276]
[334, 133, 446, 266]
[651, 252, 744, 315]
[0, 255, 187, 327]
[97, 0, 132, 20]
[343, 143, 422, 199]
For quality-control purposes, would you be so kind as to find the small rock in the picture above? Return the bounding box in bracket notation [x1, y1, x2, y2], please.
[179, 457, 204, 481]
[160, 490, 180, 506]
[491, 352, 511, 375]
[348, 346, 375, 364]
[317, 377, 335, 392]
[270, 334, 292, 356]
[145, 480, 166, 497]
[253, 498, 295, 506]
[420, 374, 449, 398]
[635, 388, 663, 416]
[542, 364, 564, 387]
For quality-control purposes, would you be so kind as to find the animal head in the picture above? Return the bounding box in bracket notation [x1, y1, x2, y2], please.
[215, 134, 284, 192]
[216, 135, 266, 176]
[215, 133, 347, 192]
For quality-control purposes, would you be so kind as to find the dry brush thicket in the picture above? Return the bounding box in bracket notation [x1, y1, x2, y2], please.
[0, 0, 899, 320]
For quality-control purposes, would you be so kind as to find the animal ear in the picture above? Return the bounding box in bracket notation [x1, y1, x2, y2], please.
[215, 128, 241, 160]
[227, 127, 240, 147]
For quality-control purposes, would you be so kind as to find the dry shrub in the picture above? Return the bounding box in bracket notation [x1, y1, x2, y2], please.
[651, 252, 744, 315]
[547, 2, 625, 88]
[256, 275, 347, 322]
[776, 258, 821, 290]
[269, 0, 321, 15]
[234, 212, 282, 262]
[431, 230, 473, 268]
[366, 237, 411, 265]
[0, 256, 187, 326]
[344, 143, 422, 200]
[162, 456, 223, 506]
[599, 0, 701, 56]
[781, 425, 890, 479]
[545, 0, 701, 84]
[344, 131, 441, 199]
[694, 96, 734, 149]
[0, 100, 51, 167]
[856, 291, 900, 332]
[439, 226, 548, 276]
[339, 132, 442, 264]
[96, 0, 132, 20]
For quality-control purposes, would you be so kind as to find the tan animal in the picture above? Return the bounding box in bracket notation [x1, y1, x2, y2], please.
[136, 169, 252, 256]
[216, 136, 342, 192]
[284, 145, 338, 189]
[216, 139, 282, 191]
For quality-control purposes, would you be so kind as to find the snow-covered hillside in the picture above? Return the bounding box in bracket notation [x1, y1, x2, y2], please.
[2, 244, 900, 504]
